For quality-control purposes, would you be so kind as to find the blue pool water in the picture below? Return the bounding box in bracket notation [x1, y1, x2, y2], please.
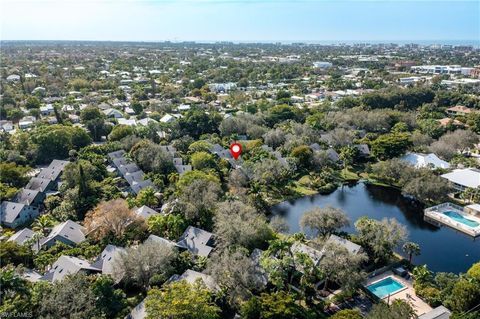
[366, 277, 405, 298]
[443, 211, 480, 228]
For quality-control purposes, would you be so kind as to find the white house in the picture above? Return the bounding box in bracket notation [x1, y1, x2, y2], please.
[401, 153, 450, 169]
[441, 168, 480, 191]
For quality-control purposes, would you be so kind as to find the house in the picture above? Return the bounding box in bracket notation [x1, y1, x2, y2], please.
[418, 306, 451, 319]
[175, 164, 192, 175]
[135, 206, 160, 219]
[355, 144, 370, 157]
[25, 177, 54, 193]
[108, 150, 126, 160]
[103, 108, 124, 119]
[400, 153, 450, 169]
[13, 188, 45, 206]
[137, 118, 157, 126]
[446, 105, 473, 116]
[0, 201, 40, 228]
[437, 118, 463, 127]
[19, 116, 35, 129]
[291, 242, 323, 267]
[6, 74, 21, 82]
[176, 226, 214, 257]
[159, 113, 176, 123]
[168, 269, 219, 291]
[118, 118, 137, 126]
[90, 244, 126, 281]
[441, 168, 480, 191]
[41, 256, 99, 282]
[39, 220, 85, 249]
[0, 120, 14, 132]
[125, 300, 146, 319]
[146, 234, 179, 248]
[7, 228, 36, 245]
[131, 180, 155, 194]
[40, 104, 55, 116]
[324, 234, 362, 255]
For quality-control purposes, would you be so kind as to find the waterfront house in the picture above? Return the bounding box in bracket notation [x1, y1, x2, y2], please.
[400, 152, 450, 169]
[441, 168, 480, 191]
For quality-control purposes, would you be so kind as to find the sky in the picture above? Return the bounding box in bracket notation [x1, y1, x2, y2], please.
[0, 0, 478, 43]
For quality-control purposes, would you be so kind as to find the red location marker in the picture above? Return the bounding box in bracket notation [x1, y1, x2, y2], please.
[230, 143, 242, 160]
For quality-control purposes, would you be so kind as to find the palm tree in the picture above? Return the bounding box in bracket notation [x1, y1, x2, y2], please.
[402, 241, 421, 264]
[413, 265, 432, 285]
[32, 214, 56, 236]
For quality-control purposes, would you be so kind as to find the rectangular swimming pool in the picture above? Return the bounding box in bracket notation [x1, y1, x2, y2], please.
[366, 277, 405, 299]
[443, 211, 480, 228]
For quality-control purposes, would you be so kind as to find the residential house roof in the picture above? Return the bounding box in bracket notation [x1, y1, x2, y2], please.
[8, 228, 36, 245]
[108, 150, 126, 160]
[325, 234, 362, 255]
[418, 306, 451, 319]
[131, 180, 155, 194]
[441, 168, 480, 189]
[25, 177, 52, 192]
[401, 152, 450, 169]
[146, 234, 179, 248]
[14, 188, 42, 205]
[90, 244, 126, 280]
[176, 226, 214, 257]
[446, 105, 472, 114]
[135, 206, 160, 219]
[0, 201, 37, 225]
[41, 256, 99, 282]
[168, 269, 219, 291]
[39, 220, 86, 247]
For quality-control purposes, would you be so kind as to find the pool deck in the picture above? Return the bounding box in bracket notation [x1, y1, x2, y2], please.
[365, 271, 432, 316]
[424, 202, 480, 237]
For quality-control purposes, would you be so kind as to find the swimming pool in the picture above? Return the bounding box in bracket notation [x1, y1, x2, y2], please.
[443, 211, 480, 228]
[366, 277, 406, 298]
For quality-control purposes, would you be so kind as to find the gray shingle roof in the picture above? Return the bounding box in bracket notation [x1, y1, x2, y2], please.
[90, 244, 126, 279]
[135, 206, 160, 219]
[418, 306, 451, 319]
[131, 180, 155, 194]
[37, 160, 69, 181]
[168, 269, 219, 291]
[8, 228, 36, 245]
[41, 255, 98, 282]
[39, 220, 85, 247]
[108, 150, 126, 160]
[25, 177, 52, 192]
[176, 226, 214, 257]
[325, 234, 362, 255]
[14, 188, 42, 205]
[0, 201, 38, 225]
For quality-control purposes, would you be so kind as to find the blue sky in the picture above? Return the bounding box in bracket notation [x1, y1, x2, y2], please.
[0, 0, 478, 43]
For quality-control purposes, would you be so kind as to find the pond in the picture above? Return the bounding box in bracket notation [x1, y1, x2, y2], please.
[271, 182, 480, 274]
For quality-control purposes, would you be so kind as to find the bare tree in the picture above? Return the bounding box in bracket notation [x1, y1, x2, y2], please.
[113, 240, 177, 290]
[84, 198, 144, 241]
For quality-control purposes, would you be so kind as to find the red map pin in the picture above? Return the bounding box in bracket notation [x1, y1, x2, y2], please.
[230, 143, 242, 160]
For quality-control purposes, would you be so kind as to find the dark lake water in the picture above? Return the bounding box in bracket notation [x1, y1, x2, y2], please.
[271, 182, 480, 274]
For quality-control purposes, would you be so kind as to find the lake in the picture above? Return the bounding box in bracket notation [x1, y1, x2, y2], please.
[271, 182, 480, 274]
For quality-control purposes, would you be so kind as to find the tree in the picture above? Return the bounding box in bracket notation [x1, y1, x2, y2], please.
[429, 129, 479, 160]
[80, 106, 108, 141]
[30, 125, 92, 163]
[84, 199, 144, 242]
[402, 242, 421, 264]
[290, 145, 313, 171]
[177, 178, 222, 225]
[318, 242, 367, 291]
[91, 275, 127, 318]
[240, 291, 305, 319]
[108, 125, 134, 141]
[32, 214, 56, 236]
[445, 278, 480, 313]
[177, 109, 222, 139]
[0, 162, 31, 187]
[25, 96, 41, 109]
[135, 187, 159, 207]
[412, 265, 433, 286]
[145, 280, 220, 319]
[0, 241, 33, 267]
[331, 309, 363, 319]
[206, 249, 266, 306]
[130, 140, 175, 175]
[300, 206, 350, 238]
[365, 300, 416, 319]
[355, 217, 407, 264]
[147, 213, 188, 240]
[370, 132, 411, 160]
[266, 104, 301, 126]
[339, 145, 358, 175]
[39, 273, 100, 319]
[402, 173, 451, 203]
[191, 151, 217, 170]
[214, 201, 273, 251]
[467, 262, 480, 281]
[113, 240, 177, 290]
